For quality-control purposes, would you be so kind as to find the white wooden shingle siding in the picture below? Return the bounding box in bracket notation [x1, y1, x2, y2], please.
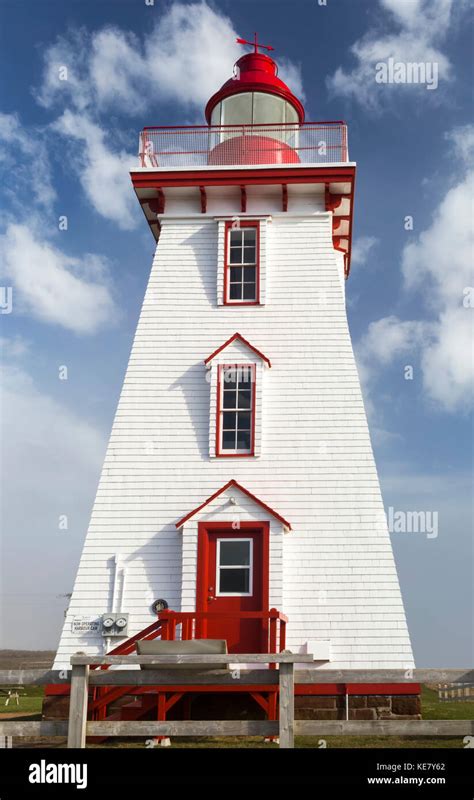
[54, 210, 414, 670]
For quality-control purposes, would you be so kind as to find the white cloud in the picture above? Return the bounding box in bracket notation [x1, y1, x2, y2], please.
[0, 361, 106, 647]
[327, 0, 464, 110]
[34, 5, 304, 227]
[36, 28, 94, 112]
[420, 308, 473, 412]
[356, 315, 431, 421]
[401, 132, 474, 410]
[379, 0, 454, 36]
[37, 4, 304, 117]
[357, 315, 430, 369]
[277, 57, 306, 104]
[0, 112, 55, 210]
[51, 111, 137, 230]
[0, 335, 30, 358]
[356, 125, 474, 414]
[447, 124, 474, 164]
[351, 235, 379, 266]
[0, 223, 118, 334]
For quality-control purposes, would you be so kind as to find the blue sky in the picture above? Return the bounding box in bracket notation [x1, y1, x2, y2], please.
[0, 0, 472, 666]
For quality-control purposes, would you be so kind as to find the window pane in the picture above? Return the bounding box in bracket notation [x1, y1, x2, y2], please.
[243, 246, 256, 264]
[238, 368, 252, 386]
[243, 283, 256, 300]
[253, 92, 285, 125]
[219, 540, 250, 566]
[229, 227, 243, 245]
[223, 390, 237, 408]
[243, 266, 256, 281]
[222, 368, 237, 388]
[229, 248, 242, 265]
[230, 229, 243, 246]
[237, 411, 251, 429]
[230, 266, 242, 282]
[219, 567, 250, 593]
[222, 430, 235, 449]
[238, 390, 251, 409]
[221, 93, 253, 126]
[223, 411, 237, 430]
[285, 103, 299, 125]
[229, 283, 242, 300]
[243, 228, 257, 244]
[236, 430, 251, 450]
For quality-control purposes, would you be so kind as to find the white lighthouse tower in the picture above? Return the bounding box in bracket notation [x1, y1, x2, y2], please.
[51, 36, 414, 704]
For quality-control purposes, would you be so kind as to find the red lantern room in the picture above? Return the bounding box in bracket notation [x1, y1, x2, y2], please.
[134, 33, 353, 274]
[206, 34, 305, 165]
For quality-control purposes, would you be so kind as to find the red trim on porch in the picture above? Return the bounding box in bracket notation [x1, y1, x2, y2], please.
[45, 682, 421, 697]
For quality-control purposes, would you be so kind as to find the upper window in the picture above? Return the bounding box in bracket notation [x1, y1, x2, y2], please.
[225, 222, 259, 305]
[217, 364, 255, 456]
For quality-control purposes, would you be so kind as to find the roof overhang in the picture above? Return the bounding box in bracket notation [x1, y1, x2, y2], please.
[130, 163, 356, 276]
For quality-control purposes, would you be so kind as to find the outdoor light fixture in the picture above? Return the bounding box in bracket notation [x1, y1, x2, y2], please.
[151, 598, 169, 614]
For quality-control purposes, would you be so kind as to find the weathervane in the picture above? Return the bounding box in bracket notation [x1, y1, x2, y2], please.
[236, 32, 274, 54]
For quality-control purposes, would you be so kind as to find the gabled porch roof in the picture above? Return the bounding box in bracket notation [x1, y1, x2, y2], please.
[175, 479, 292, 531]
[204, 333, 272, 367]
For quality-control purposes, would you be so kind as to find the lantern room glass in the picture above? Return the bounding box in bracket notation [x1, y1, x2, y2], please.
[210, 91, 299, 145]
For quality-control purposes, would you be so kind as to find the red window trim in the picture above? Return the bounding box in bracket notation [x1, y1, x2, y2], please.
[216, 363, 256, 457]
[223, 220, 260, 306]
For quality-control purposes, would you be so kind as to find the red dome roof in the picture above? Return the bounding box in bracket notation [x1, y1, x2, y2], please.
[205, 52, 305, 124]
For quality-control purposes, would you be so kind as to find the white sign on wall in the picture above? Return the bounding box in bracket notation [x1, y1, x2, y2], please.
[71, 616, 100, 634]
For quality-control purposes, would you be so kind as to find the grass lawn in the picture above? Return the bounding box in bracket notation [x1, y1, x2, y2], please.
[3, 684, 472, 748]
[0, 684, 44, 715]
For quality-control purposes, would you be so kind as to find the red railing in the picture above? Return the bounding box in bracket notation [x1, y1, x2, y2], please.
[138, 122, 348, 168]
[158, 608, 287, 656]
[88, 608, 287, 718]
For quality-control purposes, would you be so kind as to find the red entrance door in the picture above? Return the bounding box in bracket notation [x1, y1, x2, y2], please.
[196, 522, 269, 653]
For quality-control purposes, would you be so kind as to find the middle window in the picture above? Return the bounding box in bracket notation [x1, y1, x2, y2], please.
[224, 221, 260, 305]
[217, 363, 256, 456]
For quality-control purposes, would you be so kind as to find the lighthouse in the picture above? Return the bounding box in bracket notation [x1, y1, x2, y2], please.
[50, 35, 416, 718]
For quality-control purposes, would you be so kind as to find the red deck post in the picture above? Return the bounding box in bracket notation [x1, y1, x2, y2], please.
[280, 618, 287, 652]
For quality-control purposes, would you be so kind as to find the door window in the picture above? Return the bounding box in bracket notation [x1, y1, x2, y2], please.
[216, 538, 253, 596]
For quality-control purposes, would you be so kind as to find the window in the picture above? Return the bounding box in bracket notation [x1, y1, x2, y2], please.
[225, 222, 259, 304]
[216, 538, 252, 595]
[217, 364, 255, 456]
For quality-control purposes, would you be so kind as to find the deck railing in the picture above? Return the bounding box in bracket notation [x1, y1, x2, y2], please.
[1, 665, 473, 749]
[138, 122, 349, 168]
[158, 608, 287, 657]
